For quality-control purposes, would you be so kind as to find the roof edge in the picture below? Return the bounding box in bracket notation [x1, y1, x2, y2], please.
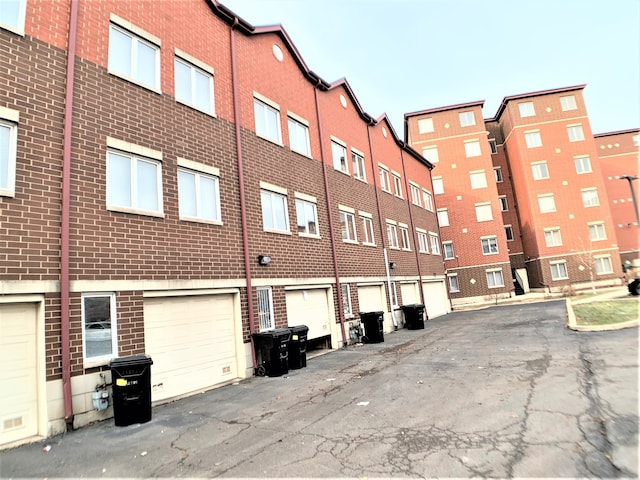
[494, 84, 587, 120]
[594, 128, 640, 138]
[405, 100, 485, 119]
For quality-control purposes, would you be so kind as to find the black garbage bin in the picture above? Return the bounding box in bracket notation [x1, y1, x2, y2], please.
[360, 311, 384, 343]
[288, 325, 309, 369]
[402, 304, 425, 330]
[109, 355, 153, 427]
[252, 328, 291, 377]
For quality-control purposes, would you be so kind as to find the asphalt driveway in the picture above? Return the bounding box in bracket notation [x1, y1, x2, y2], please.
[1, 300, 638, 478]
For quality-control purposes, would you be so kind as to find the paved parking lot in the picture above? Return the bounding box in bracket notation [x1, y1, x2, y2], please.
[2, 299, 638, 478]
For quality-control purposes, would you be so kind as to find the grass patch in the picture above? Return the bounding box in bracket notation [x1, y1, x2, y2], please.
[573, 300, 639, 326]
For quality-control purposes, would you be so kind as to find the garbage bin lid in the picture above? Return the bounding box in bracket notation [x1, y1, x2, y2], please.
[289, 325, 309, 333]
[109, 355, 153, 367]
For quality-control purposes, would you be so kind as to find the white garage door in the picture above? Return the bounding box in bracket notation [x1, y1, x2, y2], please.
[357, 285, 385, 313]
[0, 303, 38, 446]
[400, 282, 419, 304]
[144, 294, 237, 403]
[422, 281, 450, 319]
[285, 289, 330, 340]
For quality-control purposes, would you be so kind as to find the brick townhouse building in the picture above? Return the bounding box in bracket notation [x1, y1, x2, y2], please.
[0, 0, 446, 447]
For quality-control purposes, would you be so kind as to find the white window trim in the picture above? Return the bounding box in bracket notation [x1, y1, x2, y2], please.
[481, 236, 499, 255]
[342, 284, 353, 318]
[260, 184, 290, 234]
[82, 292, 118, 367]
[0, 0, 27, 35]
[254, 93, 283, 145]
[422, 188, 434, 211]
[505, 224, 514, 242]
[294, 193, 319, 238]
[432, 176, 444, 195]
[489, 139, 498, 155]
[257, 287, 275, 331]
[588, 222, 607, 241]
[469, 169, 487, 189]
[399, 224, 411, 251]
[518, 101, 535, 117]
[475, 202, 493, 222]
[330, 136, 349, 175]
[464, 139, 482, 158]
[392, 171, 403, 198]
[429, 232, 440, 255]
[437, 208, 449, 227]
[594, 255, 614, 275]
[351, 148, 367, 182]
[174, 50, 216, 116]
[567, 123, 585, 142]
[538, 194, 556, 213]
[531, 161, 549, 180]
[442, 241, 455, 260]
[418, 117, 434, 134]
[550, 261, 569, 280]
[287, 113, 311, 157]
[524, 130, 542, 148]
[560, 95, 577, 111]
[493, 166, 503, 182]
[379, 163, 392, 193]
[359, 211, 376, 246]
[448, 273, 460, 292]
[386, 220, 400, 249]
[459, 111, 475, 127]
[339, 208, 358, 244]
[499, 195, 508, 212]
[416, 228, 429, 253]
[0, 111, 18, 197]
[581, 188, 600, 207]
[177, 164, 222, 225]
[544, 227, 562, 247]
[574, 155, 592, 174]
[486, 268, 505, 288]
[409, 182, 422, 207]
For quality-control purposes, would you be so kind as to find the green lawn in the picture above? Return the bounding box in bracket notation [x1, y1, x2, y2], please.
[573, 300, 639, 326]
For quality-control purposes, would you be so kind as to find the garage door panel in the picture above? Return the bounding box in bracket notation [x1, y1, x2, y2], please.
[285, 289, 330, 340]
[400, 283, 418, 305]
[422, 281, 449, 319]
[358, 285, 384, 312]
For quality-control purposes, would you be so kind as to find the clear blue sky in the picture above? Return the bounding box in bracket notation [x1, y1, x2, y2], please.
[222, 0, 640, 136]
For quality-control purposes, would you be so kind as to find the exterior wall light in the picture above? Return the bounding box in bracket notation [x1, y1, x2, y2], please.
[389, 262, 396, 270]
[258, 255, 271, 266]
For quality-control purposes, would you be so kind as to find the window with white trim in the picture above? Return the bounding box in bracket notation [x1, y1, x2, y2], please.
[486, 269, 504, 288]
[178, 167, 221, 223]
[544, 227, 562, 247]
[379, 165, 391, 192]
[505, 225, 514, 241]
[339, 208, 357, 242]
[261, 188, 290, 233]
[443, 241, 455, 260]
[437, 208, 449, 227]
[560, 95, 577, 111]
[470, 170, 487, 189]
[432, 176, 444, 195]
[360, 214, 375, 245]
[499, 195, 508, 211]
[429, 232, 440, 255]
[493, 166, 503, 182]
[464, 139, 481, 158]
[399, 225, 410, 250]
[106, 150, 163, 215]
[518, 101, 535, 117]
[481, 236, 498, 255]
[581, 188, 599, 207]
[288, 116, 310, 156]
[295, 197, 319, 236]
[633, 135, 639, 147]
[0, 0, 26, 33]
[423, 189, 434, 211]
[331, 140, 348, 174]
[537, 194, 556, 213]
[459, 111, 475, 127]
[82, 293, 117, 363]
[525, 130, 542, 148]
[409, 183, 422, 206]
[351, 150, 366, 181]
[448, 274, 460, 292]
[567, 124, 585, 142]
[489, 139, 498, 154]
[550, 261, 568, 280]
[418, 117, 434, 133]
[390, 281, 399, 308]
[574, 155, 592, 174]
[392, 173, 403, 198]
[531, 161, 549, 180]
[0, 118, 18, 197]
[475, 202, 493, 222]
[109, 22, 160, 91]
[386, 221, 399, 249]
[174, 56, 214, 115]
[341, 284, 353, 317]
[254, 97, 281, 143]
[417, 230, 429, 253]
[589, 222, 606, 241]
[422, 146, 439, 163]
[257, 287, 275, 331]
[595, 255, 613, 274]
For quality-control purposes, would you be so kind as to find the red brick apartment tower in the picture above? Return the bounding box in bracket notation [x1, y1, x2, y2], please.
[494, 86, 623, 292]
[405, 102, 512, 306]
[594, 129, 640, 265]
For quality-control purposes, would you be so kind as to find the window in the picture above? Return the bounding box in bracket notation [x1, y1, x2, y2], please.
[538, 194, 556, 213]
[386, 222, 400, 249]
[254, 97, 281, 143]
[525, 130, 542, 148]
[550, 261, 568, 280]
[581, 188, 599, 207]
[331, 140, 348, 174]
[390, 282, 399, 308]
[422, 146, 439, 163]
[443, 241, 455, 260]
[417, 230, 429, 253]
[106, 150, 163, 215]
[351, 150, 366, 181]
[432, 176, 444, 195]
[339, 209, 357, 242]
[429, 233, 440, 254]
[295, 197, 318, 236]
[341, 284, 353, 317]
[82, 293, 117, 363]
[475, 202, 493, 222]
[459, 111, 475, 127]
[261, 188, 289, 233]
[595, 256, 613, 275]
[379, 165, 391, 192]
[392, 173, 403, 198]
[486, 269, 504, 288]
[423, 189, 434, 211]
[481, 236, 498, 255]
[574, 155, 592, 174]
[437, 208, 449, 227]
[489, 139, 498, 154]
[109, 23, 160, 90]
[448, 274, 460, 293]
[257, 287, 274, 331]
[418, 117, 434, 133]
[178, 167, 220, 223]
[589, 222, 606, 241]
[288, 116, 310, 156]
[544, 228, 562, 247]
[470, 170, 487, 189]
[0, 0, 26, 33]
[361, 214, 375, 245]
[505, 225, 514, 241]
[560, 95, 577, 111]
[174, 56, 214, 114]
[464, 139, 481, 158]
[567, 124, 585, 142]
[493, 167, 503, 182]
[531, 161, 549, 180]
[409, 183, 422, 206]
[634, 135, 639, 147]
[499, 196, 508, 211]
[0, 119, 18, 197]
[518, 101, 535, 117]
[400, 225, 411, 250]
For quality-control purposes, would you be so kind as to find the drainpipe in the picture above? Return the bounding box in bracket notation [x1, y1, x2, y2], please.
[313, 85, 347, 347]
[61, 0, 79, 431]
[229, 20, 257, 369]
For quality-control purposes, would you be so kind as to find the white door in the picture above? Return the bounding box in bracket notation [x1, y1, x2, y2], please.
[0, 303, 38, 446]
[357, 285, 385, 313]
[400, 282, 419, 304]
[144, 294, 237, 402]
[422, 280, 450, 318]
[285, 289, 331, 340]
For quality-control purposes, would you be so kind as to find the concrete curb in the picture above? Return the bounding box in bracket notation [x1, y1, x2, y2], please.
[566, 297, 640, 332]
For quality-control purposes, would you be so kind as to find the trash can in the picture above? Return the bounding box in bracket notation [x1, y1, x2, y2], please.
[252, 328, 291, 377]
[288, 325, 309, 369]
[402, 304, 425, 330]
[109, 355, 153, 427]
[360, 311, 384, 343]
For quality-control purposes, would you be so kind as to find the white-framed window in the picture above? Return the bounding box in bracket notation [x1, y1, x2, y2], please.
[574, 155, 592, 174]
[464, 139, 481, 158]
[595, 255, 613, 275]
[82, 293, 117, 364]
[505, 225, 514, 241]
[360, 213, 375, 245]
[486, 269, 504, 288]
[257, 287, 275, 331]
[489, 139, 498, 154]
[178, 166, 221, 223]
[560, 95, 577, 111]
[442, 241, 455, 260]
[423, 189, 434, 211]
[518, 101, 535, 117]
[417, 229, 429, 253]
[109, 22, 160, 91]
[589, 222, 606, 241]
[475, 202, 493, 222]
[493, 167, 503, 182]
[437, 208, 449, 227]
[261, 187, 290, 233]
[531, 161, 549, 180]
[390, 281, 399, 308]
[379, 164, 391, 192]
[386, 221, 400, 249]
[422, 146, 439, 163]
[525, 130, 542, 148]
[174, 55, 214, 115]
[581, 188, 599, 207]
[409, 182, 422, 206]
[106, 150, 163, 215]
[432, 176, 444, 195]
[470, 170, 487, 189]
[429, 232, 440, 255]
[295, 196, 319, 237]
[392, 172, 403, 198]
[339, 208, 357, 242]
[567, 124, 585, 142]
[331, 139, 348, 174]
[418, 117, 434, 133]
[544, 227, 562, 247]
[400, 225, 411, 251]
[341, 284, 353, 318]
[448, 274, 460, 292]
[254, 96, 282, 144]
[538, 194, 556, 213]
[351, 149, 366, 181]
[550, 261, 568, 280]
[288, 115, 311, 156]
[633, 135, 639, 147]
[0, 0, 26, 34]
[0, 118, 18, 197]
[499, 196, 508, 212]
[459, 111, 475, 127]
[481, 236, 498, 255]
